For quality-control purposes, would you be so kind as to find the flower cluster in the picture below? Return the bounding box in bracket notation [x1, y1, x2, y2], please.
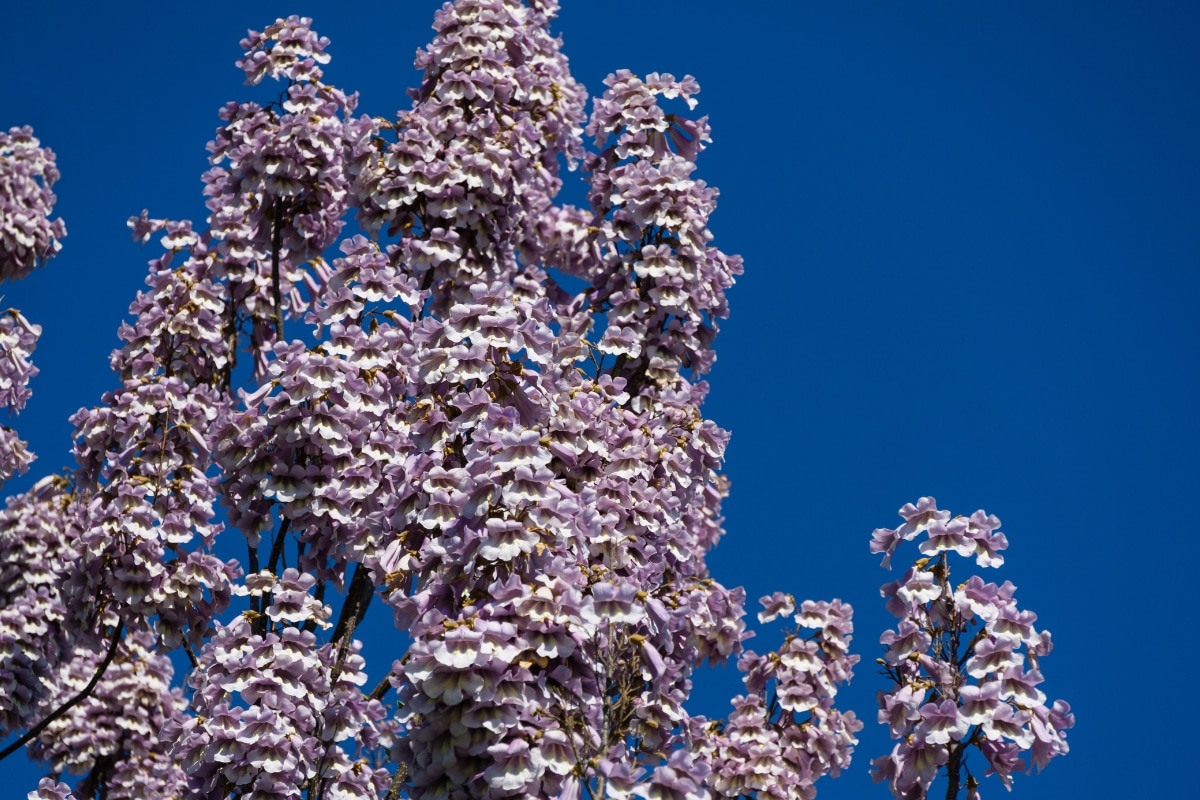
[205, 15, 358, 375]
[347, 0, 587, 315]
[703, 596, 862, 800]
[172, 585, 388, 798]
[214, 327, 393, 582]
[563, 70, 743, 387]
[112, 220, 230, 385]
[0, 310, 41, 415]
[870, 498, 1074, 799]
[0, 309, 41, 483]
[68, 223, 239, 648]
[68, 373, 236, 647]
[29, 631, 189, 800]
[0, 478, 80, 737]
[0, 126, 66, 282]
[0, 126, 62, 484]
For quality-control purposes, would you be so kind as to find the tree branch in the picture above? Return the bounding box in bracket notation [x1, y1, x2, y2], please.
[271, 196, 284, 341]
[368, 674, 393, 702]
[330, 563, 374, 648]
[247, 539, 261, 619]
[266, 516, 291, 575]
[384, 762, 409, 800]
[252, 517, 293, 638]
[944, 741, 963, 800]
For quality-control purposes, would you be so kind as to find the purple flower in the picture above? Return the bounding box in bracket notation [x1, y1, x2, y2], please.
[915, 699, 969, 745]
[877, 685, 923, 737]
[966, 637, 1021, 678]
[756, 592, 796, 625]
[880, 619, 931, 664]
[958, 682, 1003, 725]
[919, 516, 976, 557]
[27, 779, 74, 800]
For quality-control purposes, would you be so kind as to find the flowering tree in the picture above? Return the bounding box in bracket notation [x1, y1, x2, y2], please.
[0, 3, 1070, 800]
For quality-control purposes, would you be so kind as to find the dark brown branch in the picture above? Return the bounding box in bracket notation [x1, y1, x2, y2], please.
[945, 741, 963, 800]
[368, 674, 393, 703]
[266, 516, 291, 575]
[252, 517, 293, 638]
[384, 762, 409, 800]
[221, 287, 239, 394]
[0, 622, 125, 763]
[247, 540, 261, 619]
[77, 730, 126, 799]
[329, 564, 375, 659]
[183, 641, 200, 669]
[310, 572, 375, 800]
[271, 197, 284, 341]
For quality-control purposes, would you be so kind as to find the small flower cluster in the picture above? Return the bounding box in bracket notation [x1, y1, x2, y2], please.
[870, 498, 1074, 799]
[112, 219, 229, 385]
[0, 309, 41, 482]
[0, 126, 66, 282]
[0, 310, 41, 415]
[703, 596, 862, 800]
[0, 126, 62, 484]
[205, 15, 358, 374]
[0, 478, 79, 737]
[172, 579, 388, 798]
[347, 0, 587, 314]
[29, 631, 188, 800]
[568, 70, 743, 386]
[68, 222, 238, 647]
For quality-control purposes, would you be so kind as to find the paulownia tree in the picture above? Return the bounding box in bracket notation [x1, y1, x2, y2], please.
[0, 3, 1071, 799]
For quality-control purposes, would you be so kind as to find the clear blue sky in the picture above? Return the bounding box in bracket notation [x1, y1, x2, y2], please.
[4, 1, 1199, 797]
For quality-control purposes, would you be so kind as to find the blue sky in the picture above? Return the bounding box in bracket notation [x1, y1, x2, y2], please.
[4, 1, 1199, 797]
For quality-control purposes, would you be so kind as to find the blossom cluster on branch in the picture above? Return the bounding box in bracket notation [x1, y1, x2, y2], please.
[870, 498, 1074, 799]
[0, 130, 70, 745]
[0, 309, 41, 482]
[0, 3, 1071, 800]
[701, 596, 862, 800]
[0, 478, 79, 736]
[0, 126, 65, 485]
[0, 126, 65, 283]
